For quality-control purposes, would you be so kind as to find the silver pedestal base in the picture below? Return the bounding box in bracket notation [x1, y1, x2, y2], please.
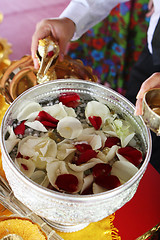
[43, 218, 89, 232]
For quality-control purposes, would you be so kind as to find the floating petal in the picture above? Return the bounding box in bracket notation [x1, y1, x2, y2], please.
[85, 101, 110, 124]
[117, 146, 143, 167]
[15, 157, 35, 178]
[14, 121, 26, 135]
[95, 175, 121, 190]
[30, 170, 48, 186]
[16, 101, 42, 121]
[59, 92, 80, 108]
[76, 150, 98, 165]
[88, 116, 102, 130]
[57, 140, 75, 160]
[43, 102, 67, 120]
[93, 183, 106, 194]
[64, 105, 77, 117]
[104, 137, 120, 148]
[92, 163, 112, 177]
[5, 126, 20, 153]
[68, 158, 102, 172]
[55, 174, 79, 193]
[80, 175, 94, 194]
[57, 116, 83, 139]
[111, 160, 138, 182]
[25, 120, 48, 132]
[103, 145, 119, 162]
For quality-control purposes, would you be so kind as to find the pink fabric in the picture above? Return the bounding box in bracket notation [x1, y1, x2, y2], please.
[0, 0, 70, 60]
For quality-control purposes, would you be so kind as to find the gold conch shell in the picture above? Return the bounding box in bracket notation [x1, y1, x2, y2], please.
[36, 36, 59, 84]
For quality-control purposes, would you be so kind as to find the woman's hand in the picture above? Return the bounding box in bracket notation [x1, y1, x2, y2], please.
[31, 17, 76, 69]
[135, 73, 160, 116]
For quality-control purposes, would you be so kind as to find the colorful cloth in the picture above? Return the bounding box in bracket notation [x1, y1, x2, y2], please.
[68, 0, 149, 95]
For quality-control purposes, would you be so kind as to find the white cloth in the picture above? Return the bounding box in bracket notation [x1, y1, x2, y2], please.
[60, 0, 160, 54]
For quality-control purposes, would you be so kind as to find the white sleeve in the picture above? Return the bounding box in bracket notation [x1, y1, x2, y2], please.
[60, 0, 128, 40]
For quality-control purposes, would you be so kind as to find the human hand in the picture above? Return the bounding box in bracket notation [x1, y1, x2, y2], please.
[146, 0, 154, 18]
[31, 17, 76, 69]
[135, 73, 160, 116]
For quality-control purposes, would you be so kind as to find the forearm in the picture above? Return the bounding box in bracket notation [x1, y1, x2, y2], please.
[60, 0, 128, 40]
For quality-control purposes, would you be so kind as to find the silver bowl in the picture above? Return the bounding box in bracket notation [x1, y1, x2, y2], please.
[0, 79, 152, 232]
[142, 88, 160, 136]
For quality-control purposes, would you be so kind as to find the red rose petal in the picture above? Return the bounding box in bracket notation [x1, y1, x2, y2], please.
[21, 163, 28, 171]
[63, 101, 80, 108]
[16, 152, 30, 160]
[75, 143, 92, 152]
[17, 152, 23, 158]
[47, 51, 54, 57]
[92, 163, 112, 178]
[36, 111, 58, 128]
[104, 137, 121, 148]
[88, 116, 102, 130]
[118, 146, 143, 167]
[55, 174, 78, 193]
[59, 92, 80, 108]
[95, 175, 121, 190]
[76, 149, 98, 165]
[14, 121, 26, 135]
[40, 121, 57, 128]
[37, 111, 58, 124]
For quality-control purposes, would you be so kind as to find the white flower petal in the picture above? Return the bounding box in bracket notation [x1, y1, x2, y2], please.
[32, 156, 47, 169]
[30, 170, 46, 185]
[105, 145, 119, 162]
[24, 111, 39, 122]
[15, 158, 35, 178]
[16, 101, 42, 121]
[97, 151, 109, 163]
[89, 134, 102, 150]
[57, 116, 83, 139]
[25, 120, 48, 132]
[43, 102, 67, 120]
[41, 175, 50, 188]
[77, 131, 102, 150]
[39, 156, 57, 163]
[5, 126, 20, 153]
[57, 140, 75, 160]
[64, 105, 77, 117]
[111, 160, 138, 182]
[18, 136, 41, 157]
[80, 127, 95, 135]
[80, 175, 94, 194]
[39, 138, 57, 158]
[121, 132, 135, 147]
[96, 130, 107, 147]
[68, 158, 103, 172]
[93, 183, 106, 194]
[85, 101, 110, 124]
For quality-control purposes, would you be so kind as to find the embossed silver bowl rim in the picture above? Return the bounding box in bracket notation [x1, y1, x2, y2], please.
[0, 79, 152, 204]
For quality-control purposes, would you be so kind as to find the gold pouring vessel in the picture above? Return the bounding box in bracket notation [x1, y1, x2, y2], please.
[0, 37, 97, 104]
[142, 88, 160, 136]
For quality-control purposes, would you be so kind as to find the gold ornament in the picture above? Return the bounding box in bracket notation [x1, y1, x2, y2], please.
[36, 36, 59, 84]
[0, 39, 12, 61]
[0, 13, 3, 23]
[0, 13, 12, 80]
[136, 223, 160, 240]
